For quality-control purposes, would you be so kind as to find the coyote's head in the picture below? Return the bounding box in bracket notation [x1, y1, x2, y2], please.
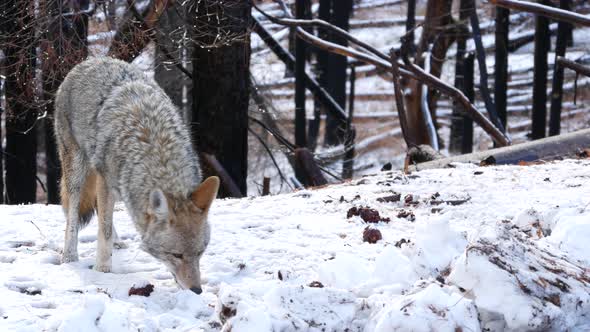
[139, 176, 220, 294]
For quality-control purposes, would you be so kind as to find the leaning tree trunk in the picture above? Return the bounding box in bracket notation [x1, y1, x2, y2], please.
[424, 1, 459, 129]
[42, 0, 89, 204]
[190, 0, 251, 197]
[323, 0, 353, 147]
[403, 0, 454, 147]
[2, 0, 38, 204]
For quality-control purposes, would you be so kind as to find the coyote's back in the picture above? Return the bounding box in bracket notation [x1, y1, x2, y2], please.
[55, 57, 219, 294]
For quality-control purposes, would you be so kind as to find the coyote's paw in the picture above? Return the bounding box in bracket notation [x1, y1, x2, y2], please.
[114, 241, 128, 249]
[93, 263, 111, 273]
[61, 252, 79, 264]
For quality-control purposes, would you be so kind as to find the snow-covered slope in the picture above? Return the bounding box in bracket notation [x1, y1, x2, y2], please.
[2, 160, 590, 331]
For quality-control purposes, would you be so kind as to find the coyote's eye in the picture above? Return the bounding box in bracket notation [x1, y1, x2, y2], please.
[171, 253, 183, 259]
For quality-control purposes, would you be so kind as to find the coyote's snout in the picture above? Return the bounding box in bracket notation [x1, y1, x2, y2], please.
[54, 57, 218, 294]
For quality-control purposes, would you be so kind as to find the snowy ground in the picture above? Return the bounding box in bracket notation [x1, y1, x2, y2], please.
[2, 160, 590, 331]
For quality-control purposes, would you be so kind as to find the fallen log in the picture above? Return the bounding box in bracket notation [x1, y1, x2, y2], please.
[350, 17, 424, 29]
[490, 0, 590, 26]
[354, 0, 403, 10]
[408, 128, 590, 172]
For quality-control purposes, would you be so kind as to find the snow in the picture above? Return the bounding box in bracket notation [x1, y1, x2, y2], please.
[2, 160, 590, 331]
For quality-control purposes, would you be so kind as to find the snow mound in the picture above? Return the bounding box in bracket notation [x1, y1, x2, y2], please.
[449, 223, 590, 331]
[367, 282, 480, 332]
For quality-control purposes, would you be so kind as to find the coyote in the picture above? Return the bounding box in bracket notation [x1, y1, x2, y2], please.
[54, 57, 219, 294]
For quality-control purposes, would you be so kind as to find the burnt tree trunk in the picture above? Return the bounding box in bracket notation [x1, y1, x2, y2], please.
[294, 0, 309, 183]
[532, 0, 551, 140]
[495, 6, 510, 131]
[549, 0, 572, 136]
[191, 1, 251, 197]
[309, 0, 332, 150]
[0, 9, 6, 204]
[405, 0, 416, 55]
[0, 81, 4, 204]
[295, 0, 309, 150]
[342, 66, 356, 180]
[0, 74, 3, 203]
[449, 0, 471, 153]
[323, 0, 353, 147]
[42, 0, 89, 204]
[155, 1, 191, 120]
[462, 53, 475, 154]
[2, 0, 38, 204]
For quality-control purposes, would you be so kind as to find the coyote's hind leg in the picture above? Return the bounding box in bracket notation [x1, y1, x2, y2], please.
[60, 152, 96, 263]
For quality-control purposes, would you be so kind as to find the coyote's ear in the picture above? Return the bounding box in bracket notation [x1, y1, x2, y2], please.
[191, 176, 220, 212]
[149, 189, 169, 220]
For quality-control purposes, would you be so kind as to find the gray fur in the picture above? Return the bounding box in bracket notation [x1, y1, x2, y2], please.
[55, 57, 213, 292]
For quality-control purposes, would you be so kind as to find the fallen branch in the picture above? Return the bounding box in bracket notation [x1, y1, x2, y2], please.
[253, 0, 511, 147]
[248, 127, 293, 191]
[248, 116, 297, 152]
[259, 0, 391, 62]
[469, 3, 506, 134]
[389, 49, 414, 148]
[401, 58, 511, 147]
[354, 0, 403, 10]
[252, 16, 347, 121]
[489, 0, 590, 26]
[557, 56, 590, 77]
[350, 17, 424, 29]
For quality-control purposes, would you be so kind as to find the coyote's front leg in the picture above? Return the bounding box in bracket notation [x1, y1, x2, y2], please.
[95, 173, 114, 272]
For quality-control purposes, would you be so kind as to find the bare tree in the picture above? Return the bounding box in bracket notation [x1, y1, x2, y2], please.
[532, 0, 551, 139]
[189, 0, 252, 197]
[322, 0, 353, 147]
[1, 0, 38, 204]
